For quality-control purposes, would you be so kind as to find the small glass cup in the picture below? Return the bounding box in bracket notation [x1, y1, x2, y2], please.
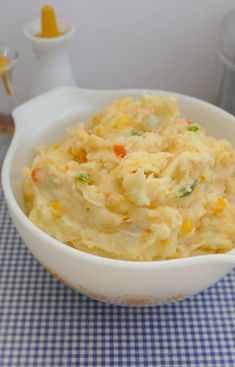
[0, 43, 18, 170]
[0, 43, 18, 114]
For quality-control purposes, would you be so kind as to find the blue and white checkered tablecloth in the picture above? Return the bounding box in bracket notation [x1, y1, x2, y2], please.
[0, 188, 234, 367]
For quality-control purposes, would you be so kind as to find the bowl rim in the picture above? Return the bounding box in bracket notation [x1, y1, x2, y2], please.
[2, 87, 235, 269]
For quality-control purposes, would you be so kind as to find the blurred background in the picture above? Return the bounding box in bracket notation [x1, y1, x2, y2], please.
[0, 0, 235, 104]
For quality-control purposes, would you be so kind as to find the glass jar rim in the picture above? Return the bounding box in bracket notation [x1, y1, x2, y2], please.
[0, 43, 18, 70]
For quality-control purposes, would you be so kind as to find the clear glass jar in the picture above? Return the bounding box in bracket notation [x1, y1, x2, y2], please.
[0, 43, 18, 114]
[0, 43, 18, 169]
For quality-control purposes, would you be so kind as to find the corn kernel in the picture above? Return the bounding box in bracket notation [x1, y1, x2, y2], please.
[159, 238, 168, 246]
[92, 115, 100, 125]
[180, 219, 193, 234]
[24, 193, 33, 200]
[52, 212, 61, 218]
[94, 125, 105, 137]
[50, 200, 62, 218]
[111, 117, 130, 128]
[199, 175, 205, 182]
[213, 197, 226, 214]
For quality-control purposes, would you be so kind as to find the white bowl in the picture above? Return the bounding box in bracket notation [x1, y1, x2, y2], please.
[2, 87, 235, 306]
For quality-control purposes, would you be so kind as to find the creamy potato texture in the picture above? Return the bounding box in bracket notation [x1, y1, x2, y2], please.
[23, 94, 235, 260]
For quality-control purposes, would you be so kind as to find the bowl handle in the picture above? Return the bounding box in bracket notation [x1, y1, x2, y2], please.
[12, 87, 92, 130]
[217, 254, 235, 265]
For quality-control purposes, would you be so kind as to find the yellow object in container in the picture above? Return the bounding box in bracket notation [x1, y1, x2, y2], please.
[0, 55, 10, 74]
[0, 55, 12, 95]
[37, 6, 63, 38]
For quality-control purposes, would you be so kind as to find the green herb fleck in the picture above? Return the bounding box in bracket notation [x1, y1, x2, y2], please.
[75, 173, 90, 182]
[129, 129, 142, 136]
[187, 125, 199, 132]
[178, 179, 198, 198]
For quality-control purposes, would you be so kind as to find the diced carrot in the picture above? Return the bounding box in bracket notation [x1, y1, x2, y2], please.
[70, 147, 87, 163]
[31, 168, 42, 182]
[79, 149, 87, 163]
[113, 144, 127, 158]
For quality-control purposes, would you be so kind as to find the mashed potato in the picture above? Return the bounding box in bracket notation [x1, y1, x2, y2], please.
[23, 94, 235, 261]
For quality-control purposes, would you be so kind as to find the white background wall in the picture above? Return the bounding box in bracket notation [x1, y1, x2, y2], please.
[1, 0, 235, 104]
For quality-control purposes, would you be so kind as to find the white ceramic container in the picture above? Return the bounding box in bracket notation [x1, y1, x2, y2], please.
[2, 87, 235, 306]
[24, 19, 76, 98]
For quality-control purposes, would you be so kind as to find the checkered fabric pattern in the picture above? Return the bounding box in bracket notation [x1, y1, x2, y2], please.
[0, 188, 234, 367]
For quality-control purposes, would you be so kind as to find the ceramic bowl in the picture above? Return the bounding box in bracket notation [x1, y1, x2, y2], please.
[2, 87, 235, 306]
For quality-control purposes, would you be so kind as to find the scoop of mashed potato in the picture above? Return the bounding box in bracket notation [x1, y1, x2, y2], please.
[23, 94, 235, 260]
